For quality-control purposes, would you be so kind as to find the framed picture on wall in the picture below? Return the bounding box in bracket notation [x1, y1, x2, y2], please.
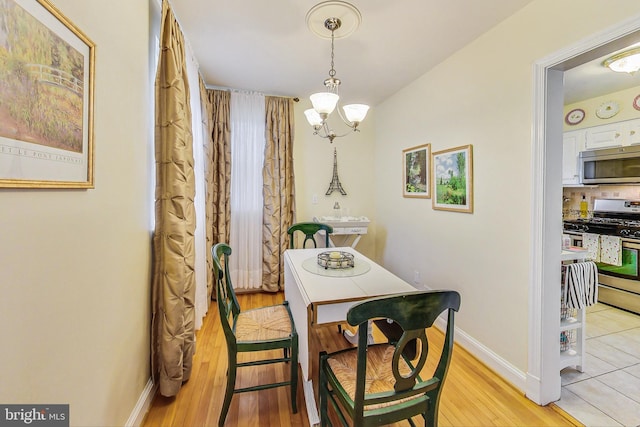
[432, 144, 473, 213]
[0, 0, 95, 188]
[402, 143, 430, 198]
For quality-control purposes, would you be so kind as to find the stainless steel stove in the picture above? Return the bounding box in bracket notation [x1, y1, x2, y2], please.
[563, 198, 640, 315]
[564, 198, 640, 236]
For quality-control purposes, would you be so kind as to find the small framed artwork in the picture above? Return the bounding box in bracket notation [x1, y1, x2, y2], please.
[432, 144, 473, 213]
[402, 143, 430, 198]
[0, 0, 95, 188]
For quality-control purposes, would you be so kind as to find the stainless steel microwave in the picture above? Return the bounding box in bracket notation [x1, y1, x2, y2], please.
[580, 145, 640, 184]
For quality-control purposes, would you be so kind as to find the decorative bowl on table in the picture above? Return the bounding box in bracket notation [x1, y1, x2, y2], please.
[317, 251, 354, 269]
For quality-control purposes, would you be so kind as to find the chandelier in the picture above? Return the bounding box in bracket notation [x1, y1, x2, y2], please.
[304, 1, 369, 143]
[603, 47, 640, 74]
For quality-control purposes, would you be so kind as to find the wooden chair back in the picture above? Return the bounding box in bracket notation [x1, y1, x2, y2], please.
[321, 290, 461, 426]
[287, 222, 333, 248]
[212, 243, 240, 348]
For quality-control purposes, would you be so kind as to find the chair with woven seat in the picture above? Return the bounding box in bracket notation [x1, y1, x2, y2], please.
[212, 243, 298, 426]
[319, 290, 461, 427]
[288, 222, 334, 249]
[288, 221, 344, 333]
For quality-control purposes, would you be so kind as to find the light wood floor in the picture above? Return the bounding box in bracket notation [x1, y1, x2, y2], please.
[142, 292, 581, 427]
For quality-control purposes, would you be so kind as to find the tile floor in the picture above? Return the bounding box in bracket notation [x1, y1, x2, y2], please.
[556, 303, 640, 426]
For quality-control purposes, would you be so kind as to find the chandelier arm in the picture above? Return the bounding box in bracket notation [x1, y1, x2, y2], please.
[314, 126, 356, 140]
[334, 102, 357, 129]
[313, 122, 357, 143]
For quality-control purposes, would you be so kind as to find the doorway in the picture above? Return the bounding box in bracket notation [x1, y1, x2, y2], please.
[529, 12, 640, 415]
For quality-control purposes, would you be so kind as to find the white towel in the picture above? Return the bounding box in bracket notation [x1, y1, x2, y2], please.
[563, 261, 598, 309]
[599, 235, 622, 267]
[582, 233, 600, 262]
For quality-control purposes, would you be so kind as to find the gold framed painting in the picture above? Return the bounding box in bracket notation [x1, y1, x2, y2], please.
[0, 0, 95, 188]
[432, 144, 473, 213]
[402, 143, 430, 198]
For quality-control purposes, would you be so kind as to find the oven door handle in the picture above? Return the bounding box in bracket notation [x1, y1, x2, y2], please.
[621, 240, 640, 250]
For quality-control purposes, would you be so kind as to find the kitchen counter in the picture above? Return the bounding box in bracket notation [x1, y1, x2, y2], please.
[561, 247, 589, 261]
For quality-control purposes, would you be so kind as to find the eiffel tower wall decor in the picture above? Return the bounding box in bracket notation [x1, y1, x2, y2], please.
[326, 148, 347, 195]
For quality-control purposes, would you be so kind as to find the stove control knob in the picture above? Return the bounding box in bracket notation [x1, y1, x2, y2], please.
[634, 231, 640, 239]
[621, 229, 630, 236]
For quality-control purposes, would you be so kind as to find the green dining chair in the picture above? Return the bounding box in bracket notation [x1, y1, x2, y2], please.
[212, 243, 298, 426]
[288, 222, 334, 248]
[287, 221, 343, 333]
[319, 290, 461, 427]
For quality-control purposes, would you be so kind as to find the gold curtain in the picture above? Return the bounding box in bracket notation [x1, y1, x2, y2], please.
[262, 96, 296, 292]
[151, 0, 196, 397]
[205, 89, 231, 299]
[200, 79, 214, 300]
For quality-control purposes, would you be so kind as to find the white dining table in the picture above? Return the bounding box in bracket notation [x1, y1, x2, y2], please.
[283, 247, 417, 426]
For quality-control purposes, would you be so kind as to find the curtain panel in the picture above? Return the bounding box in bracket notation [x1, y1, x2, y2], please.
[151, 0, 196, 398]
[262, 96, 296, 292]
[229, 91, 266, 290]
[205, 89, 231, 298]
[200, 80, 213, 300]
[185, 47, 208, 331]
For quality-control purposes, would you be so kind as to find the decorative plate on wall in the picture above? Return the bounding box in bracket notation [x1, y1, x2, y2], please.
[596, 101, 620, 119]
[565, 108, 585, 125]
[633, 95, 640, 111]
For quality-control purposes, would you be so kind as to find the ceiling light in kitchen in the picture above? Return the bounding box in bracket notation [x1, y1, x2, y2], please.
[603, 47, 640, 74]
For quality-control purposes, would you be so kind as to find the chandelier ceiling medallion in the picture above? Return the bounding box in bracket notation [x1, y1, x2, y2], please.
[304, 1, 369, 143]
[603, 47, 640, 74]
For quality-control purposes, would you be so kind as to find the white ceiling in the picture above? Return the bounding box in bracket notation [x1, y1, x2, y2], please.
[170, 0, 640, 108]
[564, 43, 640, 105]
[171, 0, 535, 106]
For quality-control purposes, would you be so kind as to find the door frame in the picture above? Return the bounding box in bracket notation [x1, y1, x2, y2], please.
[528, 14, 640, 405]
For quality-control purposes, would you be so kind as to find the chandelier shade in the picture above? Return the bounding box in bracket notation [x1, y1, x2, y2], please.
[342, 104, 369, 123]
[304, 109, 323, 126]
[310, 92, 340, 115]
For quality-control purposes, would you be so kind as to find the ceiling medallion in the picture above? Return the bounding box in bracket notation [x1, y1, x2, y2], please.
[306, 1, 361, 40]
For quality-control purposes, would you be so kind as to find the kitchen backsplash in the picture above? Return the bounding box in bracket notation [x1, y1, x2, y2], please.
[563, 185, 640, 219]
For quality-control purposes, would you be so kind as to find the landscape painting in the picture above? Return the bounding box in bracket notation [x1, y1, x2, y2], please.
[402, 143, 430, 198]
[0, 0, 94, 188]
[432, 144, 473, 213]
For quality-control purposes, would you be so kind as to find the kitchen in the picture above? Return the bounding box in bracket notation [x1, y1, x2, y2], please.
[559, 52, 640, 425]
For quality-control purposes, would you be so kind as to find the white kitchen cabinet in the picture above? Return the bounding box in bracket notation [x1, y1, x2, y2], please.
[562, 118, 640, 186]
[562, 130, 585, 185]
[584, 122, 625, 150]
[581, 118, 640, 150]
[628, 120, 640, 145]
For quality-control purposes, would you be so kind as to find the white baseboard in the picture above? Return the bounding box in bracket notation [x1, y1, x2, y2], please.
[434, 317, 527, 393]
[125, 378, 157, 427]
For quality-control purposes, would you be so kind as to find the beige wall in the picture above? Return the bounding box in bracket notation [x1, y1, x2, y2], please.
[0, 1, 153, 425]
[370, 0, 640, 378]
